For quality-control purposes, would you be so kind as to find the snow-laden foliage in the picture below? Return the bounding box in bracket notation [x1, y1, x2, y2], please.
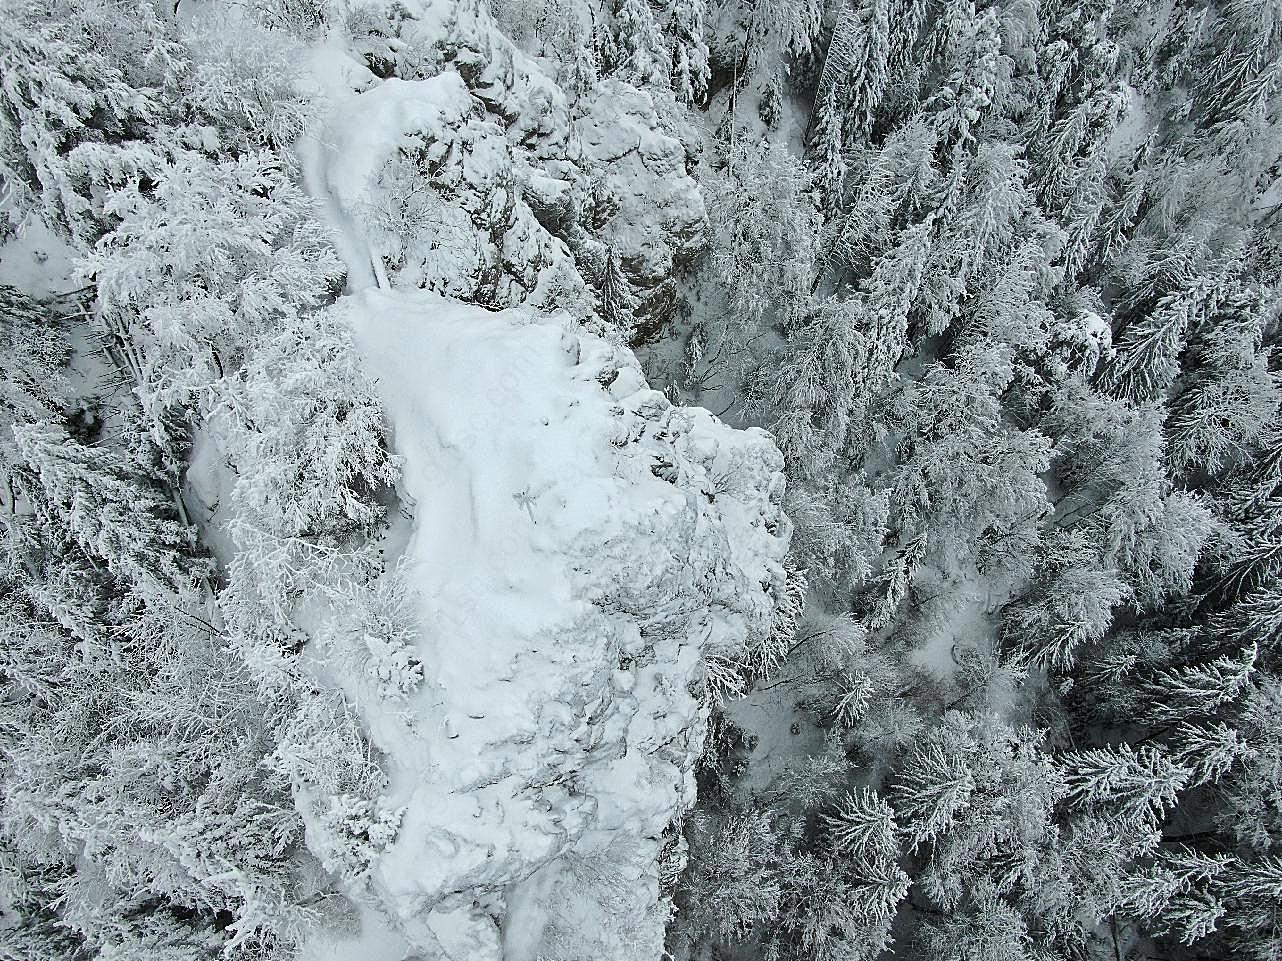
[3, 0, 1282, 958]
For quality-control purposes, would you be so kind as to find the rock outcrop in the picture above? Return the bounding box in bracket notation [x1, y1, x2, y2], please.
[315, 290, 788, 959]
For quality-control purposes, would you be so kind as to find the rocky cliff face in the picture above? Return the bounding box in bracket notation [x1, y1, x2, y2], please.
[304, 290, 788, 959]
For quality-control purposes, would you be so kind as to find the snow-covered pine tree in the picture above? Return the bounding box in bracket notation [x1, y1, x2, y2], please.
[10, 422, 196, 597]
[1098, 267, 1236, 404]
[222, 305, 400, 544]
[0, 0, 170, 243]
[666, 0, 710, 103]
[1165, 284, 1281, 479]
[1061, 742, 1190, 827]
[596, 244, 638, 332]
[814, 0, 891, 143]
[613, 0, 668, 86]
[706, 135, 823, 331]
[673, 808, 784, 947]
[809, 87, 849, 216]
[925, 4, 1002, 157]
[1001, 530, 1131, 671]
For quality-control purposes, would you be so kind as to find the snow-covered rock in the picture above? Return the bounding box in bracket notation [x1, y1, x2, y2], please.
[572, 80, 706, 288]
[320, 290, 788, 959]
[313, 71, 575, 305]
[311, 0, 707, 338]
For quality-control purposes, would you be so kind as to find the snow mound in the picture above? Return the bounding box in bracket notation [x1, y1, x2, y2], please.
[338, 290, 789, 959]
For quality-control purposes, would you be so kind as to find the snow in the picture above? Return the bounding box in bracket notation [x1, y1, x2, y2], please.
[300, 903, 414, 961]
[573, 79, 707, 289]
[1104, 81, 1150, 161]
[300, 288, 789, 958]
[301, 1, 710, 326]
[0, 218, 78, 297]
[295, 36, 379, 290]
[905, 585, 995, 679]
[302, 71, 473, 291]
[727, 680, 829, 794]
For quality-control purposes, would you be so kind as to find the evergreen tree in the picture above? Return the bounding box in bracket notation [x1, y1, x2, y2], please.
[597, 244, 638, 331]
[925, 5, 1002, 157]
[1061, 743, 1190, 827]
[1002, 530, 1131, 671]
[809, 87, 848, 216]
[706, 136, 823, 330]
[815, 0, 891, 142]
[10, 422, 195, 597]
[221, 305, 400, 543]
[1166, 285, 1280, 478]
[767, 296, 865, 474]
[1098, 270, 1233, 403]
[675, 808, 783, 946]
[613, 0, 668, 85]
[0, 0, 170, 243]
[84, 149, 344, 450]
[0, 286, 69, 428]
[667, 0, 710, 103]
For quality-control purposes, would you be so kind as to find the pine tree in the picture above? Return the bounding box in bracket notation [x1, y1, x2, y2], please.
[1034, 85, 1126, 214]
[1214, 583, 1282, 651]
[918, 892, 1034, 961]
[1142, 644, 1259, 724]
[563, 28, 601, 98]
[0, 0, 169, 242]
[819, 787, 898, 859]
[706, 137, 823, 330]
[1193, 5, 1282, 137]
[772, 845, 907, 961]
[815, 0, 891, 142]
[915, 144, 1035, 337]
[1218, 854, 1282, 958]
[1002, 530, 1131, 671]
[855, 215, 933, 390]
[886, 0, 928, 77]
[1172, 721, 1251, 787]
[723, 0, 823, 81]
[768, 297, 865, 474]
[0, 286, 69, 427]
[596, 245, 637, 331]
[221, 305, 400, 543]
[85, 149, 344, 448]
[1166, 286, 1280, 478]
[809, 87, 848, 216]
[1098, 266, 1235, 403]
[891, 711, 979, 850]
[1061, 743, 1190, 826]
[887, 346, 1052, 579]
[926, 5, 1002, 157]
[10, 422, 195, 597]
[676, 808, 783, 946]
[667, 0, 710, 104]
[613, 0, 668, 86]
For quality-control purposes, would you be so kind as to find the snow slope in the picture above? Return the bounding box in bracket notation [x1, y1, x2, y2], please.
[318, 289, 789, 958]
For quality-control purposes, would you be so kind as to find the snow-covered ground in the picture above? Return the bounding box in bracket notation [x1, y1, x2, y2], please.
[300, 287, 788, 959]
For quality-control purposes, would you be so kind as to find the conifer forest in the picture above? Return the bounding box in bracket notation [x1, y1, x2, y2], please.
[1, 0, 1281, 958]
